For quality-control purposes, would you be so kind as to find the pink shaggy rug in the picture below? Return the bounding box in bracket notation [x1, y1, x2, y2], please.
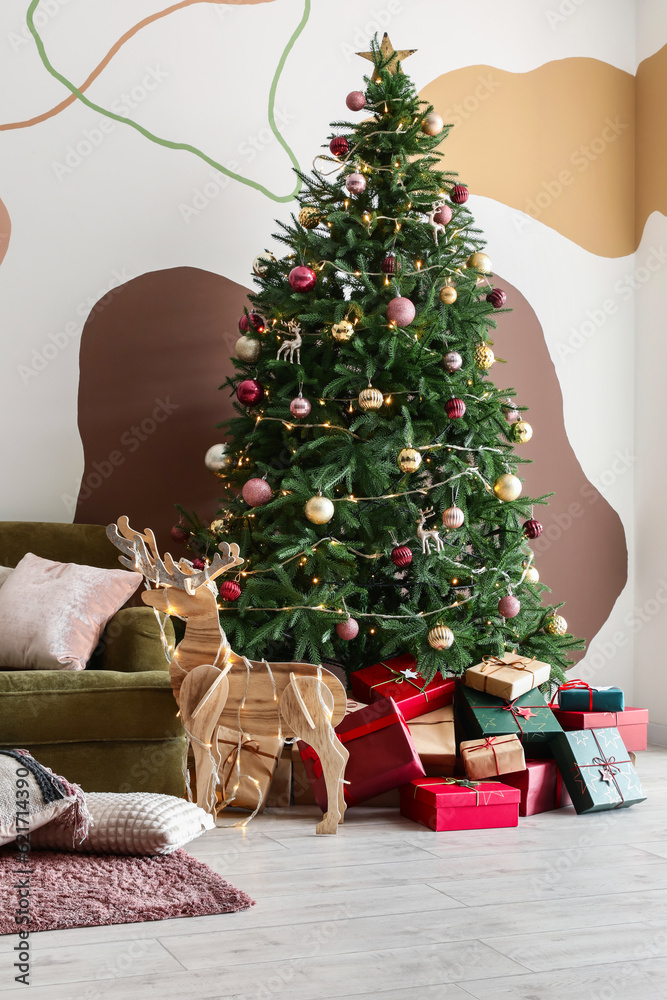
[0, 847, 254, 933]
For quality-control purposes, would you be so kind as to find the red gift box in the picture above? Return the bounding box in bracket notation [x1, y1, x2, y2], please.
[297, 696, 424, 811]
[350, 654, 455, 722]
[400, 777, 520, 831]
[552, 707, 648, 752]
[490, 760, 563, 816]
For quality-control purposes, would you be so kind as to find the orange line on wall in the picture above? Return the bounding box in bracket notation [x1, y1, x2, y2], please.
[0, 0, 273, 132]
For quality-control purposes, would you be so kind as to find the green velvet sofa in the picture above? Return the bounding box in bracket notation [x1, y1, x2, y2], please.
[0, 522, 186, 796]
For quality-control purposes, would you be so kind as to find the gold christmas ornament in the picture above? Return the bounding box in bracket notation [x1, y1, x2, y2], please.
[442, 506, 465, 529]
[512, 420, 533, 444]
[298, 206, 322, 229]
[235, 335, 262, 362]
[427, 624, 454, 651]
[466, 252, 493, 273]
[397, 448, 422, 473]
[524, 565, 540, 583]
[421, 112, 444, 136]
[474, 344, 495, 369]
[305, 495, 335, 525]
[545, 614, 567, 636]
[331, 320, 355, 342]
[439, 285, 457, 305]
[493, 473, 522, 502]
[252, 253, 276, 276]
[204, 443, 233, 478]
[358, 386, 384, 411]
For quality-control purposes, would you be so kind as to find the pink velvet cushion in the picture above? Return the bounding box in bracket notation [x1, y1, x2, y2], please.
[0, 553, 142, 670]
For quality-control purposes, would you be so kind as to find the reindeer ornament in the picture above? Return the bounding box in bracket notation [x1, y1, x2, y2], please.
[416, 507, 445, 555]
[107, 517, 348, 834]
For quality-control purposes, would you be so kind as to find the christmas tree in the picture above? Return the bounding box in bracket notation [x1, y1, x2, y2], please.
[187, 34, 584, 683]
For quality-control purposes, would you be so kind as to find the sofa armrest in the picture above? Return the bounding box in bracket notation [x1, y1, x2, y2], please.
[97, 607, 174, 673]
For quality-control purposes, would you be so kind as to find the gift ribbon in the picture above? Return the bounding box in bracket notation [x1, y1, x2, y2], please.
[479, 654, 537, 693]
[550, 679, 594, 711]
[413, 777, 483, 806]
[369, 662, 431, 702]
[463, 735, 519, 775]
[570, 730, 629, 808]
[501, 697, 542, 735]
[219, 734, 277, 800]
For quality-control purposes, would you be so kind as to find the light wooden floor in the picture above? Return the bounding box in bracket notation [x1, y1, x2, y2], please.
[3, 747, 667, 1000]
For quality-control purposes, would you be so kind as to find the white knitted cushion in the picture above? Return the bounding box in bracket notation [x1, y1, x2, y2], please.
[30, 792, 214, 855]
[0, 755, 77, 846]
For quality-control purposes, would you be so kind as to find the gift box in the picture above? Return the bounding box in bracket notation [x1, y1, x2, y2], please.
[552, 706, 648, 752]
[407, 704, 456, 774]
[551, 727, 647, 814]
[460, 734, 526, 780]
[552, 680, 624, 712]
[491, 759, 562, 816]
[217, 728, 283, 811]
[465, 651, 551, 701]
[298, 696, 424, 811]
[457, 683, 562, 758]
[400, 777, 521, 831]
[350, 654, 455, 722]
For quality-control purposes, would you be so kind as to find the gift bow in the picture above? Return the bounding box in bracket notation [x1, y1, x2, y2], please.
[501, 697, 539, 734]
[464, 735, 519, 775]
[412, 776, 509, 808]
[550, 678, 594, 711]
[220, 732, 277, 797]
[370, 662, 429, 699]
[479, 654, 536, 692]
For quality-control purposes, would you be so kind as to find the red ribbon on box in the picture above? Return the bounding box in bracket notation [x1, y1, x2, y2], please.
[300, 709, 401, 782]
[464, 735, 518, 775]
[550, 679, 594, 711]
[501, 697, 541, 734]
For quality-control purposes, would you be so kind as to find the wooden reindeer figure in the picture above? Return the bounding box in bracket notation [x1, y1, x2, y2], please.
[276, 319, 302, 365]
[416, 507, 445, 555]
[107, 517, 348, 834]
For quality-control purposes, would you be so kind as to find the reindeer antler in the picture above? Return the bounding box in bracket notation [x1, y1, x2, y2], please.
[106, 519, 159, 582]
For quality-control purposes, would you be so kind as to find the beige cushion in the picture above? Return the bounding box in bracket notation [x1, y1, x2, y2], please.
[0, 755, 77, 846]
[0, 552, 141, 670]
[31, 792, 214, 855]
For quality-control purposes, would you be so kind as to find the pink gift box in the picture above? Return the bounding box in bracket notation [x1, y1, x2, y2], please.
[490, 760, 562, 816]
[552, 707, 648, 752]
[297, 696, 424, 811]
[400, 777, 520, 831]
[350, 654, 455, 722]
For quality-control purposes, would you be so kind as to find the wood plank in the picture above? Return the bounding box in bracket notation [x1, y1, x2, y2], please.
[462, 957, 667, 1000]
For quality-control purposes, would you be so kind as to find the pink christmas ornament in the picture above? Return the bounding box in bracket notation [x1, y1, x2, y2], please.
[288, 265, 317, 292]
[442, 506, 465, 529]
[386, 296, 416, 326]
[345, 91, 366, 111]
[443, 351, 463, 372]
[433, 204, 453, 227]
[336, 617, 359, 640]
[345, 172, 367, 195]
[498, 595, 521, 619]
[242, 478, 272, 507]
[289, 394, 311, 419]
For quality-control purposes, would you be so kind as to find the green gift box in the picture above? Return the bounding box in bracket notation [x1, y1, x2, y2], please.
[551, 727, 646, 814]
[457, 683, 562, 758]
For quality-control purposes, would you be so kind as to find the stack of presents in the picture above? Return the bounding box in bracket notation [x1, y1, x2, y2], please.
[285, 652, 648, 830]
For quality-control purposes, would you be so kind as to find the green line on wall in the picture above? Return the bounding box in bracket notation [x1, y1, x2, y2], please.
[26, 0, 308, 204]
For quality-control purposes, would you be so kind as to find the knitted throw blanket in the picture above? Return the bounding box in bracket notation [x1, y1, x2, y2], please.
[0, 749, 92, 845]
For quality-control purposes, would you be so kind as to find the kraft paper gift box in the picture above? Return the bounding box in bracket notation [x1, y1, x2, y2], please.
[553, 681, 625, 713]
[552, 706, 648, 752]
[464, 651, 551, 701]
[491, 759, 562, 816]
[407, 704, 457, 775]
[217, 728, 283, 812]
[550, 727, 647, 814]
[457, 683, 562, 758]
[350, 654, 455, 722]
[460, 734, 526, 780]
[400, 777, 521, 831]
[298, 696, 424, 811]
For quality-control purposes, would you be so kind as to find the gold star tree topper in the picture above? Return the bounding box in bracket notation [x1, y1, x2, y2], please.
[356, 32, 417, 81]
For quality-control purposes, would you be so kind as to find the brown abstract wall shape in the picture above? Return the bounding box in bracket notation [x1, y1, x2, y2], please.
[420, 58, 636, 257]
[0, 198, 10, 268]
[75, 266, 627, 657]
[494, 277, 627, 657]
[75, 267, 249, 549]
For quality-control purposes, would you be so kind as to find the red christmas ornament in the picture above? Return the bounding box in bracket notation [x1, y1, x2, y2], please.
[242, 478, 272, 507]
[486, 288, 507, 309]
[381, 254, 399, 274]
[498, 595, 521, 618]
[170, 524, 189, 544]
[345, 91, 366, 111]
[524, 519, 543, 539]
[445, 397, 466, 419]
[386, 296, 416, 326]
[220, 580, 241, 602]
[391, 545, 413, 567]
[288, 265, 317, 293]
[336, 617, 359, 640]
[329, 136, 350, 158]
[191, 557, 206, 570]
[433, 204, 453, 227]
[238, 311, 265, 334]
[237, 378, 263, 406]
[450, 184, 469, 204]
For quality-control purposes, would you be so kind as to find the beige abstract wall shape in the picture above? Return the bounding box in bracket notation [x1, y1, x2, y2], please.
[0, 198, 10, 267]
[636, 43, 667, 244]
[421, 58, 636, 257]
